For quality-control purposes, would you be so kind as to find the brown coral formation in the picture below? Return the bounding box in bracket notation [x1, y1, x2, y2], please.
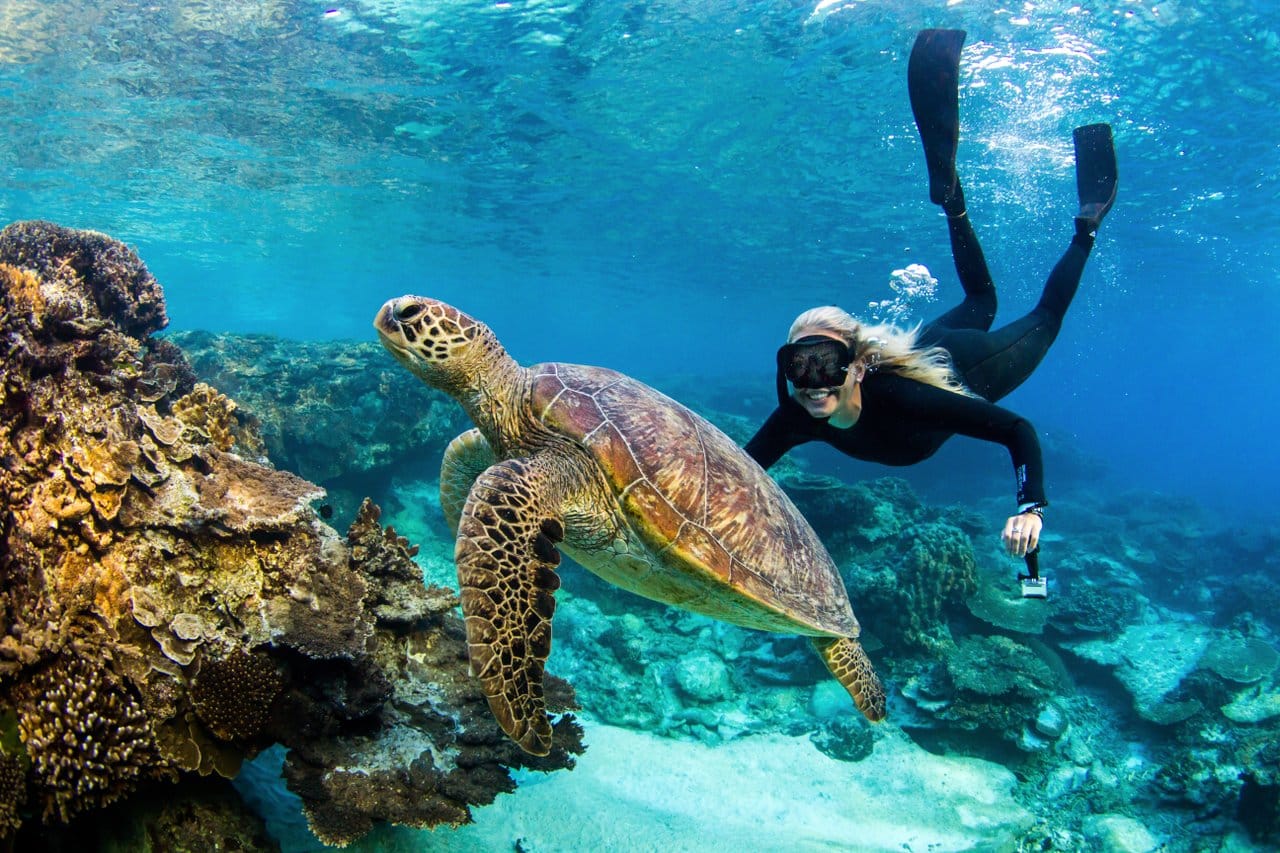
[0, 220, 580, 844]
[190, 650, 286, 742]
[0, 715, 27, 837]
[843, 516, 977, 652]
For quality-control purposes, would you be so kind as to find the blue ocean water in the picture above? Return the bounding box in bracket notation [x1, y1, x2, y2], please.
[3, 0, 1277, 515]
[3, 1, 1279, 849]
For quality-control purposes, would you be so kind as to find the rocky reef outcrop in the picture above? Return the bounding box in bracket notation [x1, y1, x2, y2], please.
[0, 221, 582, 847]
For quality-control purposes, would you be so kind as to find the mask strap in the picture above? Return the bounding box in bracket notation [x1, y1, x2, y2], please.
[775, 365, 791, 408]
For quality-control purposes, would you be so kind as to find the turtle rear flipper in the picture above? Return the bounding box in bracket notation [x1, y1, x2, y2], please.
[812, 636, 887, 722]
[456, 455, 567, 756]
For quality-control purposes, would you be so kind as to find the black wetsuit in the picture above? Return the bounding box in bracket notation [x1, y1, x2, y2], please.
[745, 213, 1096, 507]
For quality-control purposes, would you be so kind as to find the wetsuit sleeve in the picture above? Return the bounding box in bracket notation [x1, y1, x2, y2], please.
[878, 376, 1046, 506]
[744, 406, 805, 471]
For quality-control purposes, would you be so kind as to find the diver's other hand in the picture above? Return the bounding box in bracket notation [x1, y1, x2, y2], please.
[1002, 512, 1042, 557]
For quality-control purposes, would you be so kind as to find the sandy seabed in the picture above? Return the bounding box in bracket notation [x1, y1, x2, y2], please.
[361, 719, 1031, 853]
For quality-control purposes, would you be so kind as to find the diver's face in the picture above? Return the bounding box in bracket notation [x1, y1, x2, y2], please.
[794, 367, 857, 418]
[788, 329, 858, 420]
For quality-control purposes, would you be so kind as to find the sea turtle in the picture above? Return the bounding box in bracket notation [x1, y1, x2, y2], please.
[375, 296, 886, 755]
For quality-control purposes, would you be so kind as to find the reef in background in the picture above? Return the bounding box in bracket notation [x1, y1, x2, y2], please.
[163, 311, 1280, 850]
[0, 221, 582, 848]
[167, 329, 472, 523]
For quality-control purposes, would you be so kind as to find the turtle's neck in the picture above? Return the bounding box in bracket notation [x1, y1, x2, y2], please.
[457, 350, 531, 456]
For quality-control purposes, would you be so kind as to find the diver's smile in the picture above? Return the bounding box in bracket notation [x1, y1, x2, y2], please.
[801, 387, 837, 401]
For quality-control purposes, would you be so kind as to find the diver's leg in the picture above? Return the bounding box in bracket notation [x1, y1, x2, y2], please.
[941, 124, 1116, 397]
[946, 233, 1094, 401]
[919, 201, 998, 339]
[909, 29, 997, 343]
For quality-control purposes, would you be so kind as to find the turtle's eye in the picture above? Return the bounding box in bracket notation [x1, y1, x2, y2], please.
[394, 301, 424, 323]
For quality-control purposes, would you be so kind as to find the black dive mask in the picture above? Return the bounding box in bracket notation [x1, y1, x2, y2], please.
[776, 335, 855, 389]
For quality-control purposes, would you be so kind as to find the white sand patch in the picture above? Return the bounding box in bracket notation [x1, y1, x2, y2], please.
[386, 721, 1032, 852]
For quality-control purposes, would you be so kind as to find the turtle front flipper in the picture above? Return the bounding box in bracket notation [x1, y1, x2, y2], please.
[812, 636, 887, 722]
[456, 455, 568, 755]
[441, 428, 497, 536]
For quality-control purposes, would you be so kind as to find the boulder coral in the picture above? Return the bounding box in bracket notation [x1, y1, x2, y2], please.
[0, 221, 581, 845]
[848, 519, 977, 652]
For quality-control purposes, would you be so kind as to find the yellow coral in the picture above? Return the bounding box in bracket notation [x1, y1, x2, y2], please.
[32, 469, 91, 526]
[172, 383, 238, 452]
[16, 654, 173, 822]
[66, 436, 139, 489]
[92, 558, 131, 623]
[0, 262, 45, 314]
[137, 405, 184, 447]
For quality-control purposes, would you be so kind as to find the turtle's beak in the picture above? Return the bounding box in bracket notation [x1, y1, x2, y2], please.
[374, 297, 420, 352]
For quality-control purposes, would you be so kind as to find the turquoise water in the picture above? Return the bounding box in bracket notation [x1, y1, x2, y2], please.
[3, 1, 1279, 850]
[3, 0, 1277, 513]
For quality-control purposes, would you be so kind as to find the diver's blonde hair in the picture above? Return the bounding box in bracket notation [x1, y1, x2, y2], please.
[788, 305, 974, 396]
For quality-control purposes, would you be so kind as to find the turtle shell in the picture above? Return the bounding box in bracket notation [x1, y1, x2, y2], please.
[530, 363, 858, 637]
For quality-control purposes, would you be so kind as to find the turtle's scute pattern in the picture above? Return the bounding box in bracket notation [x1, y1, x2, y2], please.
[532, 364, 858, 636]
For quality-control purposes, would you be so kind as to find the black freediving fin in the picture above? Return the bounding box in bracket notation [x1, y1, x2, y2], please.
[1073, 123, 1117, 235]
[908, 28, 967, 209]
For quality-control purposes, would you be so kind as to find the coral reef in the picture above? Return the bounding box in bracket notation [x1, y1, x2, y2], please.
[58, 777, 282, 853]
[1201, 635, 1279, 684]
[850, 519, 977, 652]
[189, 650, 286, 742]
[772, 476, 978, 652]
[14, 650, 168, 822]
[0, 221, 581, 845]
[1064, 620, 1212, 724]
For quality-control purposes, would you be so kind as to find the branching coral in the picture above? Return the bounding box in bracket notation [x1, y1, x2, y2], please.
[347, 498, 458, 626]
[14, 652, 173, 822]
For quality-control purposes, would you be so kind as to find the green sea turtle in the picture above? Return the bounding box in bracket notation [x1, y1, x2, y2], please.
[375, 296, 886, 755]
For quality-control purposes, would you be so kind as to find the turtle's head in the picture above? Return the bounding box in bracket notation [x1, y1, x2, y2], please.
[375, 296, 508, 394]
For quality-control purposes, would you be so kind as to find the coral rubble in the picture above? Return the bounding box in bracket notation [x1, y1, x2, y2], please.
[0, 221, 580, 846]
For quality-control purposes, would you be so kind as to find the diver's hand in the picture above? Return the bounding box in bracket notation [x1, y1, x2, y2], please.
[1002, 512, 1042, 558]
